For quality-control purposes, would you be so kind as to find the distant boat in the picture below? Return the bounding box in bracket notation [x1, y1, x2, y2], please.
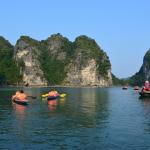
[122, 86, 128, 90]
[134, 86, 139, 90]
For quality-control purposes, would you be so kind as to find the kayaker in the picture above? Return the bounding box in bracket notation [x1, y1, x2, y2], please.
[48, 89, 59, 97]
[142, 80, 150, 91]
[12, 90, 20, 100]
[12, 90, 27, 101]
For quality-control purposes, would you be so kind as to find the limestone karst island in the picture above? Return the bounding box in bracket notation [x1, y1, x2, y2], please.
[0, 33, 150, 87]
[0, 33, 112, 87]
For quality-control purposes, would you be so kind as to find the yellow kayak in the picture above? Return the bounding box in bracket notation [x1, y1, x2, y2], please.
[42, 93, 66, 98]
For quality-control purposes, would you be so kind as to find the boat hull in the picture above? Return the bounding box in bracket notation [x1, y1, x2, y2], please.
[47, 95, 59, 101]
[139, 91, 150, 98]
[13, 99, 28, 105]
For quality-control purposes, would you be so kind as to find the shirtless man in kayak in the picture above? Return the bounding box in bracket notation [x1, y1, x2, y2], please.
[12, 90, 27, 101]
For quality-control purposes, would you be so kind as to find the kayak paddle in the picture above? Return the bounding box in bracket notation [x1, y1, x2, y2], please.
[41, 93, 66, 98]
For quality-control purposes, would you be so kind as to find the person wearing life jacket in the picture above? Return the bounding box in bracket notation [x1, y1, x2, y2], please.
[48, 89, 59, 97]
[12, 90, 27, 101]
[144, 80, 150, 91]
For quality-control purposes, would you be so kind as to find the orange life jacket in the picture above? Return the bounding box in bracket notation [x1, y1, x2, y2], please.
[16, 93, 27, 101]
[48, 91, 58, 96]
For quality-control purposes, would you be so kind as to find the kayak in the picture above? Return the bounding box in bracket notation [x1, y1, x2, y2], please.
[12, 98, 28, 106]
[42, 93, 66, 98]
[47, 95, 59, 101]
[139, 91, 150, 98]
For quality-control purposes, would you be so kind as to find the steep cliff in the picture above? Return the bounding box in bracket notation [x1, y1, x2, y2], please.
[14, 36, 47, 85]
[129, 49, 150, 85]
[39, 33, 74, 84]
[141, 49, 150, 79]
[1, 34, 112, 86]
[0, 36, 20, 85]
[39, 34, 112, 86]
[63, 35, 112, 86]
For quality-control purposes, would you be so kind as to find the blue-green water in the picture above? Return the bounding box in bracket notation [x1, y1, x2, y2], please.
[0, 87, 150, 150]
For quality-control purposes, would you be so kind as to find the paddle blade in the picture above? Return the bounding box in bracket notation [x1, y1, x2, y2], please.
[60, 94, 66, 98]
[42, 94, 49, 98]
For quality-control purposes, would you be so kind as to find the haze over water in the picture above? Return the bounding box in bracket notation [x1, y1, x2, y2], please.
[0, 87, 150, 149]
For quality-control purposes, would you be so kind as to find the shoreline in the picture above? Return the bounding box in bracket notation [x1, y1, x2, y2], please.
[0, 84, 113, 88]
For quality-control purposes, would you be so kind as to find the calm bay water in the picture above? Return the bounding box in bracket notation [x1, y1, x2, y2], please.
[0, 87, 150, 150]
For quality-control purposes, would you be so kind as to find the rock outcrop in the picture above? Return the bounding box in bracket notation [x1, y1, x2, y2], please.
[64, 59, 112, 86]
[14, 36, 47, 86]
[140, 49, 150, 79]
[62, 35, 112, 86]
[0, 36, 20, 85]
[0, 34, 113, 86]
[42, 34, 112, 86]
[129, 49, 150, 85]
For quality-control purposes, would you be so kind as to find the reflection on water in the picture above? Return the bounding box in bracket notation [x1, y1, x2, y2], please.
[55, 87, 110, 129]
[1, 87, 150, 149]
[10, 102, 29, 146]
[139, 98, 150, 134]
[59, 98, 66, 106]
[139, 97, 150, 119]
[48, 99, 58, 111]
[77, 88, 97, 115]
[12, 103, 27, 120]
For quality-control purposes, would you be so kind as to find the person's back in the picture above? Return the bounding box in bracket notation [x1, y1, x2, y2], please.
[17, 90, 27, 100]
[49, 91, 55, 96]
[12, 91, 20, 100]
[48, 90, 58, 96]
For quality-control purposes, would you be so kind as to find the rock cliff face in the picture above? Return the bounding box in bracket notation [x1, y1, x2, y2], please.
[141, 49, 150, 79]
[129, 49, 150, 85]
[2, 34, 112, 86]
[14, 36, 47, 85]
[62, 35, 112, 86]
[45, 34, 112, 86]
[64, 59, 112, 86]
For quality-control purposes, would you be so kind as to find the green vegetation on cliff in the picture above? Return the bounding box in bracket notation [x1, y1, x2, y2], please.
[128, 49, 150, 86]
[17, 36, 39, 47]
[39, 34, 75, 84]
[128, 72, 144, 86]
[0, 36, 21, 85]
[39, 47, 66, 84]
[0, 34, 112, 86]
[75, 36, 111, 77]
[39, 34, 111, 84]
